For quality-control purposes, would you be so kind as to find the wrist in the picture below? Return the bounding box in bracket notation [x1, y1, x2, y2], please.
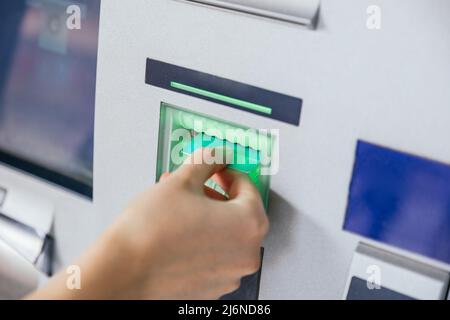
[61, 224, 139, 299]
[96, 215, 160, 299]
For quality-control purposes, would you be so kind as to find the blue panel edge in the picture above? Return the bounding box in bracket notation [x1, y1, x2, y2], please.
[343, 140, 450, 265]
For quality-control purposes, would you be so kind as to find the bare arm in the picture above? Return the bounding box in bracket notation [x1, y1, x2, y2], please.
[27, 149, 268, 300]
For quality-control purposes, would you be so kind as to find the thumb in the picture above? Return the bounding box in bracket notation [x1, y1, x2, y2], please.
[174, 148, 227, 188]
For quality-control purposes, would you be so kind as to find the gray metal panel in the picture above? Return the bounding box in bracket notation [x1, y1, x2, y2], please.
[344, 243, 450, 300]
[91, 0, 450, 299]
[0, 0, 449, 299]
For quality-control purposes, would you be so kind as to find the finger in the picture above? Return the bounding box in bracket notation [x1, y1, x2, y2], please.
[159, 172, 171, 182]
[213, 169, 260, 201]
[174, 148, 227, 188]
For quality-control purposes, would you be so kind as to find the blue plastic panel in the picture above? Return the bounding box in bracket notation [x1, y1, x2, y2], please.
[344, 141, 450, 264]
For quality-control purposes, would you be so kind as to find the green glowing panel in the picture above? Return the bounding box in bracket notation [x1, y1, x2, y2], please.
[170, 82, 273, 115]
[156, 103, 273, 208]
[182, 133, 262, 193]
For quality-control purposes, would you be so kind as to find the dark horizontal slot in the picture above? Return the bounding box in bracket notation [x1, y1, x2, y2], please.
[146, 59, 302, 126]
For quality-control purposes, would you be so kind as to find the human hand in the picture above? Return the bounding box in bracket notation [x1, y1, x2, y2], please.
[28, 148, 268, 300]
[111, 148, 269, 299]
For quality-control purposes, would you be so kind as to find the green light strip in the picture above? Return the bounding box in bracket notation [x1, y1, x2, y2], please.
[170, 81, 273, 115]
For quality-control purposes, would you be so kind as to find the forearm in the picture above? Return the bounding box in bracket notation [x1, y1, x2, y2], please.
[24, 154, 267, 300]
[26, 225, 135, 300]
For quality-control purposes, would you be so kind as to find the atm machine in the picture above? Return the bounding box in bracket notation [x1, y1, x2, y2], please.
[0, 0, 450, 300]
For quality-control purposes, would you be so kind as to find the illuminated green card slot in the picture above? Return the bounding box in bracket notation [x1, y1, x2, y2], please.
[170, 81, 273, 115]
[182, 133, 263, 194]
[156, 103, 273, 209]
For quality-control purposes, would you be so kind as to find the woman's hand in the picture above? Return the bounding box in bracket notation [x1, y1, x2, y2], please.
[27, 148, 268, 300]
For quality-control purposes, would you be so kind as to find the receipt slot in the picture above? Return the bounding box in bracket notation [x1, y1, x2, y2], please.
[344, 243, 450, 300]
[178, 0, 321, 27]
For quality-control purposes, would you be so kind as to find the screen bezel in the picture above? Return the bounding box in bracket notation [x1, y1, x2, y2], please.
[0, 0, 100, 199]
[0, 149, 93, 198]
